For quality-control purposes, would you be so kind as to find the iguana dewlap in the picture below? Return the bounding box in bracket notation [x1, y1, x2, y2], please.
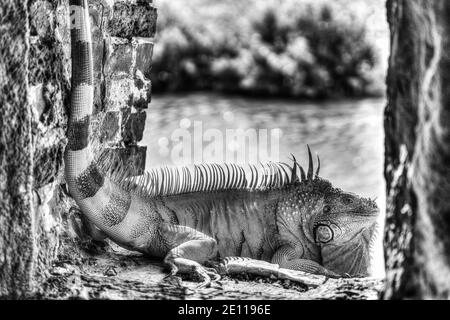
[65, 0, 379, 286]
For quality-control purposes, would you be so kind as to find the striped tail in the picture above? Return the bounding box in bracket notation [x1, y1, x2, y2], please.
[65, 0, 131, 230]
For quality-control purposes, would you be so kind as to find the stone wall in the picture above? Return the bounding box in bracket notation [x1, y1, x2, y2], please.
[0, 0, 35, 299]
[0, 0, 156, 297]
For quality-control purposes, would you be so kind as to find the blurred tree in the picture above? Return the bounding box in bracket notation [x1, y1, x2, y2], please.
[152, 0, 381, 99]
[383, 0, 450, 299]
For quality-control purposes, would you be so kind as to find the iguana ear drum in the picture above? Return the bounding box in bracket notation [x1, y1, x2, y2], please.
[314, 224, 334, 244]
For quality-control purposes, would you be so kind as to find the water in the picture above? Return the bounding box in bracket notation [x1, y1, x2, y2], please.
[142, 92, 386, 276]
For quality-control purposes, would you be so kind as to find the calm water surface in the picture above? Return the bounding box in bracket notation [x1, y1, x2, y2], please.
[142, 93, 386, 276]
[143, 93, 385, 202]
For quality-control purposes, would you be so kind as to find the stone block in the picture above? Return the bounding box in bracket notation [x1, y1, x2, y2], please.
[122, 109, 147, 143]
[33, 136, 66, 188]
[29, 0, 55, 37]
[104, 75, 151, 111]
[29, 38, 69, 128]
[108, 1, 157, 39]
[134, 37, 154, 79]
[29, 36, 70, 87]
[133, 70, 152, 109]
[100, 111, 122, 143]
[104, 145, 147, 175]
[104, 37, 134, 79]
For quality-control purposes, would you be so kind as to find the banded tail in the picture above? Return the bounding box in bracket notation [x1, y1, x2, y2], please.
[65, 0, 131, 230]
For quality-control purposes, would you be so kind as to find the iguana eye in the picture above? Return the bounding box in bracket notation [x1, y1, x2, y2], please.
[323, 205, 331, 213]
[343, 197, 353, 205]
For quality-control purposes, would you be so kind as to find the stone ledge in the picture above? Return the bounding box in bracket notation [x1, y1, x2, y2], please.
[34, 245, 383, 300]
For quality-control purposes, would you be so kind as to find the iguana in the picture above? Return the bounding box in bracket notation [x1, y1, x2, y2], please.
[66, 0, 379, 287]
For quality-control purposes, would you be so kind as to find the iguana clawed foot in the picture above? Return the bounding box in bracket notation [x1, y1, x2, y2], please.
[195, 266, 221, 289]
[163, 257, 221, 288]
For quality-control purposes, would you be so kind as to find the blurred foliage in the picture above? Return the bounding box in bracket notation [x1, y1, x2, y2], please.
[152, 0, 386, 99]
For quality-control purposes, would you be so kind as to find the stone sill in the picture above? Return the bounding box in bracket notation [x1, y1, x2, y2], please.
[34, 242, 383, 300]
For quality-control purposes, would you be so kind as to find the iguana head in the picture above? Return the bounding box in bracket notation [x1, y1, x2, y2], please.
[312, 185, 379, 246]
[315, 182, 379, 276]
[276, 147, 379, 276]
[278, 178, 379, 246]
[309, 180, 379, 277]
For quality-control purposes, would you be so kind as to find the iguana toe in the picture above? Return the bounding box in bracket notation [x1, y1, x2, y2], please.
[205, 267, 221, 281]
[161, 261, 184, 286]
[193, 266, 212, 288]
[194, 265, 222, 289]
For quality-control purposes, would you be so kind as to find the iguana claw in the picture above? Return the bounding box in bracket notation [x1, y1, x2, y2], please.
[194, 265, 221, 289]
[162, 263, 184, 287]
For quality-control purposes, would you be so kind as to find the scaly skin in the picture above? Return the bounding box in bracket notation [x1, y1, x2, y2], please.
[65, 1, 379, 287]
[160, 177, 378, 278]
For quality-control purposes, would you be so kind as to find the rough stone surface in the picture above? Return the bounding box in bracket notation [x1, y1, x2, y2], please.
[33, 243, 383, 300]
[383, 0, 450, 299]
[108, 1, 157, 39]
[105, 145, 147, 175]
[134, 37, 154, 79]
[0, 0, 34, 298]
[122, 109, 147, 143]
[29, 0, 55, 37]
[100, 111, 122, 143]
[104, 76, 151, 111]
[29, 35, 70, 188]
[105, 38, 134, 78]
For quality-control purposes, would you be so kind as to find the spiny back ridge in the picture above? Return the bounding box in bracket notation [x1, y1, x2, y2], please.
[96, 146, 320, 199]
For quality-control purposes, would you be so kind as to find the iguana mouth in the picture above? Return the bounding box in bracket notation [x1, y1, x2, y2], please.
[351, 208, 379, 217]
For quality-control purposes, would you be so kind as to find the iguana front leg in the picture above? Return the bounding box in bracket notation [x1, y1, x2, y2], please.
[161, 224, 219, 287]
[271, 245, 340, 278]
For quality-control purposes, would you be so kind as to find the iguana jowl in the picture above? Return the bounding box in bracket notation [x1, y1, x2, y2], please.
[66, 0, 379, 286]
